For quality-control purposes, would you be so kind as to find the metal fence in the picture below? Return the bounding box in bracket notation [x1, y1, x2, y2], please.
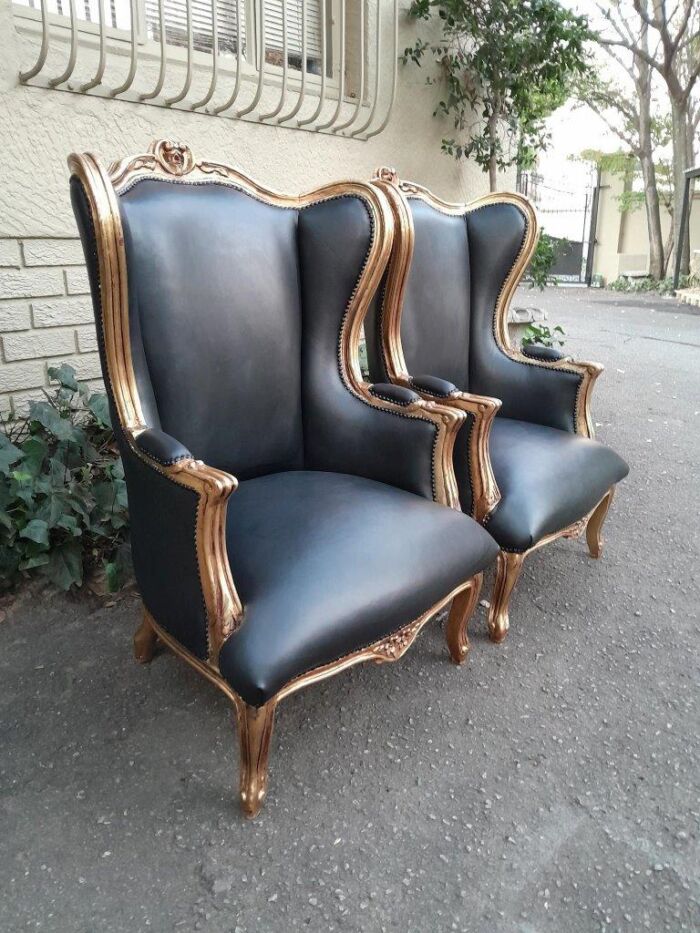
[15, 0, 398, 138]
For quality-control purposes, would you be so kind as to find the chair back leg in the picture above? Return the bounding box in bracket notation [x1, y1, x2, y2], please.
[134, 611, 158, 663]
[586, 488, 615, 559]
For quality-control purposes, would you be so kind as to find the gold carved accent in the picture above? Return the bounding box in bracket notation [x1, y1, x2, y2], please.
[134, 613, 158, 663]
[446, 573, 483, 664]
[152, 139, 196, 176]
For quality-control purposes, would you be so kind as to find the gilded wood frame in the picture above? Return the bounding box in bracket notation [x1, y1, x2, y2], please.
[68, 138, 482, 816]
[369, 169, 618, 642]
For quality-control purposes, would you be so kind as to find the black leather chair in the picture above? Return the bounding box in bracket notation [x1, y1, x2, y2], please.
[366, 169, 629, 643]
[68, 140, 499, 817]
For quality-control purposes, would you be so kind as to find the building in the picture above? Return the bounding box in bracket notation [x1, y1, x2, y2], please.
[0, 0, 495, 415]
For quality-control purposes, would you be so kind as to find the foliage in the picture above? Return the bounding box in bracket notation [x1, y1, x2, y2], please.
[527, 233, 559, 290]
[521, 323, 566, 348]
[403, 0, 591, 186]
[0, 365, 130, 593]
[608, 274, 696, 295]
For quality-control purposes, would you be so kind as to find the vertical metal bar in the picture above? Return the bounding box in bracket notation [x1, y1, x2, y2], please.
[80, 0, 107, 90]
[19, 0, 50, 80]
[238, 0, 266, 116]
[673, 172, 693, 290]
[48, 0, 79, 86]
[298, 0, 326, 127]
[364, 0, 397, 139]
[165, 0, 194, 104]
[140, 0, 167, 100]
[212, 0, 244, 113]
[316, 0, 344, 130]
[278, 0, 306, 123]
[584, 169, 601, 287]
[111, 0, 140, 95]
[334, 0, 363, 132]
[191, 0, 220, 108]
[351, 0, 380, 137]
[259, 0, 288, 119]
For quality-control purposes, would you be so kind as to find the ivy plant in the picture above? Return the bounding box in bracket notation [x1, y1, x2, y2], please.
[0, 364, 130, 593]
[521, 323, 566, 348]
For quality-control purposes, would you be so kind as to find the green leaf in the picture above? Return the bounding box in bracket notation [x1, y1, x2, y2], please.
[48, 363, 79, 392]
[0, 435, 23, 475]
[20, 436, 48, 476]
[44, 543, 83, 590]
[28, 402, 79, 443]
[20, 518, 50, 545]
[87, 393, 111, 429]
[19, 553, 50, 570]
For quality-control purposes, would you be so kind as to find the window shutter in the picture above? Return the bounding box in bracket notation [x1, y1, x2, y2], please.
[263, 0, 323, 63]
[145, 0, 247, 55]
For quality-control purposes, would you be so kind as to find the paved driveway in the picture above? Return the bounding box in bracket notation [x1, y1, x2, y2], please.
[1, 287, 698, 932]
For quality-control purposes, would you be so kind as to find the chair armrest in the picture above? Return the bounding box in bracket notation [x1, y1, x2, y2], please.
[520, 344, 567, 363]
[368, 382, 421, 406]
[135, 428, 192, 465]
[401, 376, 501, 522]
[126, 429, 243, 665]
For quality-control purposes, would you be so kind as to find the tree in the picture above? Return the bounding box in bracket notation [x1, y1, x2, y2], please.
[578, 14, 668, 279]
[403, 0, 591, 191]
[597, 0, 700, 275]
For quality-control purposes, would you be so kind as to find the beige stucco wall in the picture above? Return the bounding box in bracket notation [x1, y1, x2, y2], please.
[0, 0, 506, 415]
[592, 169, 700, 284]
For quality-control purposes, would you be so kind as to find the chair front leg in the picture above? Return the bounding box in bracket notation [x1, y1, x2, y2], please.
[235, 698, 277, 818]
[445, 573, 483, 664]
[134, 611, 158, 663]
[586, 487, 615, 559]
[488, 552, 525, 643]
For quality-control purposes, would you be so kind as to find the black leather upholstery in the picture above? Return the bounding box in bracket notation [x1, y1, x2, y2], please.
[136, 428, 192, 465]
[410, 375, 458, 398]
[521, 344, 567, 362]
[485, 419, 629, 551]
[219, 472, 498, 706]
[369, 383, 421, 406]
[119, 179, 304, 480]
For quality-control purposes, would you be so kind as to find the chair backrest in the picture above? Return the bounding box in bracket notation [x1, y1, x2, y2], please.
[366, 176, 534, 400]
[69, 140, 386, 481]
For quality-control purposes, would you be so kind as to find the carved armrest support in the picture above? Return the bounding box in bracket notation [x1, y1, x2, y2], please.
[132, 428, 243, 665]
[363, 383, 467, 510]
[396, 376, 502, 522]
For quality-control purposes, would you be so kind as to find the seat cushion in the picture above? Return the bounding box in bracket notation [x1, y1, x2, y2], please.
[485, 418, 629, 552]
[218, 472, 498, 706]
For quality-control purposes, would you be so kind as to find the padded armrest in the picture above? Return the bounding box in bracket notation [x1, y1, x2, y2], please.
[135, 428, 192, 465]
[409, 375, 458, 398]
[521, 344, 567, 363]
[369, 383, 421, 406]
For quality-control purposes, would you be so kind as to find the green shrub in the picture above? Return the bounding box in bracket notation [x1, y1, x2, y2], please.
[521, 322, 565, 348]
[527, 233, 560, 290]
[608, 274, 696, 295]
[0, 364, 130, 593]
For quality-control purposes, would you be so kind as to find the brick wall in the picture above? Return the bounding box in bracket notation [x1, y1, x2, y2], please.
[0, 237, 102, 416]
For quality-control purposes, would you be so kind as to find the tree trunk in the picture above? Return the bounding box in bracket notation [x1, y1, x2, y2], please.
[487, 113, 499, 192]
[671, 99, 691, 276]
[636, 62, 665, 280]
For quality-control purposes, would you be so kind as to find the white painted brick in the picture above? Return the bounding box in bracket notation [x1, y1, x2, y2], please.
[32, 296, 94, 328]
[64, 267, 90, 295]
[22, 239, 85, 267]
[10, 387, 47, 416]
[76, 325, 98, 353]
[0, 392, 12, 417]
[0, 300, 32, 332]
[3, 327, 77, 362]
[52, 353, 103, 381]
[0, 268, 65, 300]
[0, 240, 21, 267]
[0, 359, 46, 392]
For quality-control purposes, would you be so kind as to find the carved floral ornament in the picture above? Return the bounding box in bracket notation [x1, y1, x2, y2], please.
[152, 139, 196, 176]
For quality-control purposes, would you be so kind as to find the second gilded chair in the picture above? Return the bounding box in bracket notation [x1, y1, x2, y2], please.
[367, 170, 629, 642]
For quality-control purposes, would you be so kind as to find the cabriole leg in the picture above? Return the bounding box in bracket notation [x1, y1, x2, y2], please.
[446, 573, 483, 664]
[134, 611, 158, 663]
[235, 699, 276, 818]
[488, 551, 525, 643]
[586, 488, 615, 559]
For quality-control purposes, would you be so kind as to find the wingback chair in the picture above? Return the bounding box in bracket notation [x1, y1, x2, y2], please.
[68, 140, 499, 817]
[366, 169, 629, 643]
